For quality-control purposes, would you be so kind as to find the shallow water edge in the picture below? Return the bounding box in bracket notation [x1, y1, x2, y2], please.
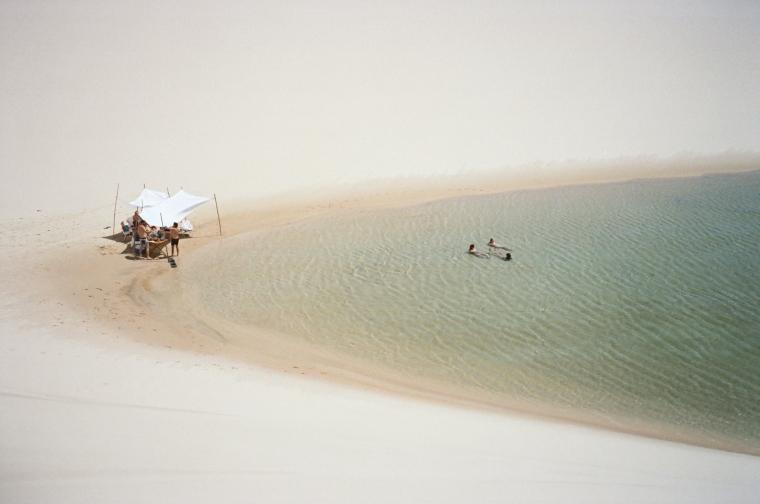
[133, 165, 760, 457]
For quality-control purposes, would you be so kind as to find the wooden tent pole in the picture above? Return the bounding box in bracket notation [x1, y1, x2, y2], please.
[112, 183, 120, 235]
[214, 193, 222, 236]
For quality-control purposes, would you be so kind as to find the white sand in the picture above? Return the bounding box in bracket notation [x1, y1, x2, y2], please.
[2, 177, 760, 503]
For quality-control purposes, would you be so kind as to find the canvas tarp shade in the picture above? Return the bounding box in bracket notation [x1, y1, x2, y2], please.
[128, 189, 169, 208]
[138, 190, 210, 227]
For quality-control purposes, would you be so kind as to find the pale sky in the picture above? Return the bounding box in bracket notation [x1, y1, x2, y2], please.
[1, 0, 759, 213]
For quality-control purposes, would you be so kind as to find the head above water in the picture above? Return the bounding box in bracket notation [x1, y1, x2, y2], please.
[469, 244, 475, 252]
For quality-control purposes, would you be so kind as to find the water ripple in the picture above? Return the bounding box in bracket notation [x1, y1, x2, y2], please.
[180, 171, 760, 451]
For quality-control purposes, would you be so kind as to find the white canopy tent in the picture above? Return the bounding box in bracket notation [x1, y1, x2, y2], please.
[137, 190, 211, 228]
[128, 189, 169, 209]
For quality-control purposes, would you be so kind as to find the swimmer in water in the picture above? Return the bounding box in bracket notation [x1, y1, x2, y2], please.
[487, 237, 512, 251]
[468, 243, 489, 258]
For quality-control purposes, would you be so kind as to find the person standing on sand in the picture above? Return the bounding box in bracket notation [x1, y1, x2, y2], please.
[136, 220, 149, 258]
[131, 211, 142, 245]
[170, 222, 180, 257]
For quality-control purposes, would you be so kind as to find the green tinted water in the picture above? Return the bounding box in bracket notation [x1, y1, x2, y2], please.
[178, 171, 760, 452]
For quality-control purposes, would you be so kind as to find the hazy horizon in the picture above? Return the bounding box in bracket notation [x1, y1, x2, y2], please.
[2, 0, 759, 214]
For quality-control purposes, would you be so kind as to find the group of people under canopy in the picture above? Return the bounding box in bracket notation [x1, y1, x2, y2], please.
[120, 188, 210, 259]
[122, 212, 182, 259]
[468, 238, 512, 261]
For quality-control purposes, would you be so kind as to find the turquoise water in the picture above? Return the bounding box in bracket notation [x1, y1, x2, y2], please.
[177, 171, 760, 452]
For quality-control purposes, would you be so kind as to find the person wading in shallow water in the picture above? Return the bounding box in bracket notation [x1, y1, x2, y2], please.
[468, 244, 489, 258]
[487, 238, 513, 261]
[169, 222, 180, 257]
[488, 237, 511, 251]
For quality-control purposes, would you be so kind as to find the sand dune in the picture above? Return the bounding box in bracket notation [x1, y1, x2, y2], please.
[3, 1, 760, 499]
[3, 327, 759, 503]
